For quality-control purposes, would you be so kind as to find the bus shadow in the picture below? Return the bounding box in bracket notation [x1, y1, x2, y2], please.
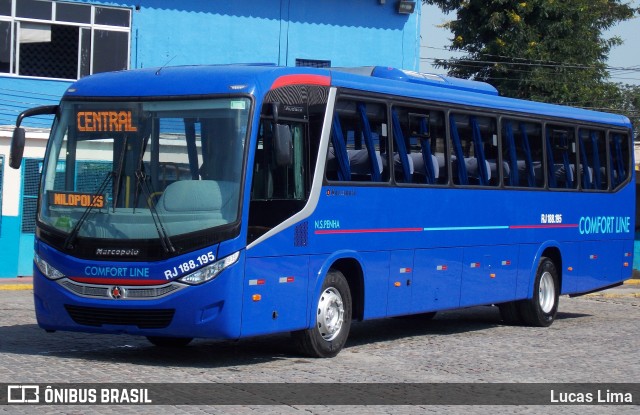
[346, 307, 591, 348]
[348, 306, 503, 347]
[555, 311, 591, 320]
[0, 306, 592, 369]
[0, 323, 297, 367]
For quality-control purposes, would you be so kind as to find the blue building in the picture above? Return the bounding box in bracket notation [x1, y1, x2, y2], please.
[0, 0, 422, 277]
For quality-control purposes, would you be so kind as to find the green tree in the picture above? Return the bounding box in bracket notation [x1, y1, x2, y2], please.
[615, 84, 640, 136]
[424, 0, 638, 112]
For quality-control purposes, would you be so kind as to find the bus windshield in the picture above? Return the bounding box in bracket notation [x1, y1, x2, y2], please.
[39, 98, 251, 251]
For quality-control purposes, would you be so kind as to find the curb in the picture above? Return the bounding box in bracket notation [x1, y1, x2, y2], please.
[0, 284, 32, 291]
[585, 292, 640, 299]
[0, 277, 33, 291]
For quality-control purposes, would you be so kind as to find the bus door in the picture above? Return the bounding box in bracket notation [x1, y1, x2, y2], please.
[243, 101, 315, 336]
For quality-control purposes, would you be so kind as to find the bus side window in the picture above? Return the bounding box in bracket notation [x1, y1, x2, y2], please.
[609, 132, 630, 189]
[578, 129, 607, 191]
[449, 113, 498, 186]
[326, 99, 388, 183]
[545, 125, 577, 189]
[251, 120, 307, 201]
[391, 106, 447, 185]
[502, 119, 544, 188]
[251, 127, 273, 200]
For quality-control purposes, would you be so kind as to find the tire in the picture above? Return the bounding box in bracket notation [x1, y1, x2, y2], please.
[498, 301, 522, 325]
[147, 336, 193, 347]
[517, 256, 559, 327]
[293, 269, 352, 358]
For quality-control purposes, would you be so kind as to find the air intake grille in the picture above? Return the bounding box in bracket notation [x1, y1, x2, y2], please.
[64, 305, 175, 328]
[59, 279, 184, 299]
[294, 221, 308, 247]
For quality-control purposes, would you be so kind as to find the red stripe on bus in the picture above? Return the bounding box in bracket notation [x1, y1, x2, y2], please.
[315, 224, 579, 235]
[314, 227, 423, 235]
[271, 74, 331, 89]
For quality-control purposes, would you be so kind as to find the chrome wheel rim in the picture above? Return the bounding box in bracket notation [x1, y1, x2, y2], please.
[317, 287, 344, 341]
[538, 271, 555, 314]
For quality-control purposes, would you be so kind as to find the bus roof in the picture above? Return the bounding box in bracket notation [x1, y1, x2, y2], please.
[64, 64, 631, 129]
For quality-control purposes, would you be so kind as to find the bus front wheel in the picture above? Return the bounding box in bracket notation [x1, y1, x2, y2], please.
[293, 269, 352, 358]
[518, 257, 559, 327]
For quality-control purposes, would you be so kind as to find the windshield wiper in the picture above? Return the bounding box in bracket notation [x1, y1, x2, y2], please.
[64, 170, 114, 250]
[134, 169, 175, 254]
[111, 136, 128, 214]
[132, 123, 175, 254]
[65, 133, 129, 249]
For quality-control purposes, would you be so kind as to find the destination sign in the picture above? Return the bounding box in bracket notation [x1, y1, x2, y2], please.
[48, 191, 105, 209]
[76, 110, 138, 133]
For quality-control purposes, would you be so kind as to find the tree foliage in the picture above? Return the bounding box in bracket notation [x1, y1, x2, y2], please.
[423, 0, 639, 133]
[613, 84, 640, 136]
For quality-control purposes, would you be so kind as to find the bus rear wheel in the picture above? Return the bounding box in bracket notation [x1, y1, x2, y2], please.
[146, 336, 193, 347]
[293, 269, 352, 358]
[518, 257, 559, 327]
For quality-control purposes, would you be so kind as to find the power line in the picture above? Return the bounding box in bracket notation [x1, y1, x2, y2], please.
[421, 55, 640, 73]
[421, 45, 640, 73]
[420, 57, 640, 82]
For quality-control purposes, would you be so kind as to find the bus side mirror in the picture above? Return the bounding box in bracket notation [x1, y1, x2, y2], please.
[273, 124, 293, 166]
[9, 104, 58, 169]
[9, 127, 26, 169]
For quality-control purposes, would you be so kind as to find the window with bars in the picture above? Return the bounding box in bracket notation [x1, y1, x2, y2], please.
[21, 158, 41, 233]
[0, 0, 131, 80]
[295, 59, 331, 68]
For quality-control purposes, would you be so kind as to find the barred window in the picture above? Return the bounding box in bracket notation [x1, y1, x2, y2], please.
[296, 59, 331, 68]
[0, 0, 130, 80]
[21, 158, 42, 233]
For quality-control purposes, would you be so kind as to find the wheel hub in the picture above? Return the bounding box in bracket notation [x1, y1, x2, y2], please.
[317, 287, 344, 341]
[538, 271, 555, 314]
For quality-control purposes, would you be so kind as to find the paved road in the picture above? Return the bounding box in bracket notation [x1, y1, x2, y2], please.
[0, 283, 638, 414]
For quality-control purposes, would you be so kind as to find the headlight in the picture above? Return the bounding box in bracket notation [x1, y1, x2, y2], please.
[34, 253, 66, 280]
[178, 252, 240, 285]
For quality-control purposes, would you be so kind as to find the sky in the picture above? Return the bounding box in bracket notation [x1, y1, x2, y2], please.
[419, 2, 640, 86]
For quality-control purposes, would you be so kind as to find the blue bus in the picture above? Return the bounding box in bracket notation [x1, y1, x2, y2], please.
[9, 65, 635, 357]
